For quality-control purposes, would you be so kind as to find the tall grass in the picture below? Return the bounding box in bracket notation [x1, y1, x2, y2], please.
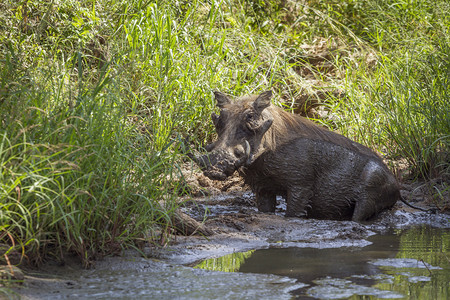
[0, 0, 449, 275]
[0, 0, 296, 268]
[1, 50, 179, 267]
[376, 46, 449, 179]
[308, 0, 450, 180]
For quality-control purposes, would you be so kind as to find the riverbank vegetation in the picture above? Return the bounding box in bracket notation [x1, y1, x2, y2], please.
[1, 0, 449, 279]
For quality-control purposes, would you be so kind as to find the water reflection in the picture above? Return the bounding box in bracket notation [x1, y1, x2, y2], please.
[195, 225, 450, 299]
[194, 250, 254, 272]
[371, 226, 450, 300]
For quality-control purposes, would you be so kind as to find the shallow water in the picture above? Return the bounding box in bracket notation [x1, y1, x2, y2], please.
[17, 256, 305, 299]
[195, 225, 450, 299]
[13, 211, 450, 300]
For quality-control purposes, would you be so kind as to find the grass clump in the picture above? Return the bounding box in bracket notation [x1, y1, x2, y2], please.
[308, 0, 450, 180]
[0, 1, 190, 268]
[0, 50, 177, 267]
[0, 0, 296, 269]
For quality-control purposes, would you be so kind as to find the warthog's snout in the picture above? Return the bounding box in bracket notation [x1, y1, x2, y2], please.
[189, 140, 250, 180]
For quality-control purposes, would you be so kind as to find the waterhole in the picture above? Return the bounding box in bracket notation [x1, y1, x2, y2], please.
[14, 218, 450, 299]
[195, 225, 450, 299]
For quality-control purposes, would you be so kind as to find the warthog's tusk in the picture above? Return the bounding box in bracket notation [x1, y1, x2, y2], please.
[235, 140, 251, 167]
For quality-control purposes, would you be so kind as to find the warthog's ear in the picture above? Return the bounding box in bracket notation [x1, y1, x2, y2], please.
[214, 91, 231, 108]
[253, 90, 272, 113]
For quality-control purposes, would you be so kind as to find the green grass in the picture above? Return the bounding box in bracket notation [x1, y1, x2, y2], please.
[0, 0, 295, 268]
[0, 0, 449, 277]
[305, 0, 450, 179]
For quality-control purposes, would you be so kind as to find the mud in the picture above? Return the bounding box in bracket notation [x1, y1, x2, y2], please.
[14, 255, 307, 299]
[151, 183, 448, 266]
[10, 171, 450, 299]
[152, 192, 371, 266]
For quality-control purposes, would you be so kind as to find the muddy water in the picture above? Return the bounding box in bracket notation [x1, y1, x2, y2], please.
[12, 193, 450, 300]
[16, 257, 305, 299]
[195, 225, 450, 299]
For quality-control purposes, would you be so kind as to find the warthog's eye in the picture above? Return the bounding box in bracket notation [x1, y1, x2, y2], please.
[246, 112, 255, 122]
[246, 112, 261, 131]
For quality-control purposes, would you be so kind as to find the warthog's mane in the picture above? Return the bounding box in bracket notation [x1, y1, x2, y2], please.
[230, 95, 380, 159]
[266, 104, 379, 158]
[226, 95, 380, 159]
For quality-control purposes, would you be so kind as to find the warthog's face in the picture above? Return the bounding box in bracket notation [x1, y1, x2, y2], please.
[190, 91, 274, 180]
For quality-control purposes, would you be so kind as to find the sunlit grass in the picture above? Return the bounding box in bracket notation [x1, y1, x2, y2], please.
[310, 0, 450, 179]
[0, 0, 297, 267]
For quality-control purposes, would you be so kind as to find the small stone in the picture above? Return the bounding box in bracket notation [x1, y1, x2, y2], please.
[0, 265, 25, 281]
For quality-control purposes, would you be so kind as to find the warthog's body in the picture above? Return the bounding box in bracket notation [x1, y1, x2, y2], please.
[191, 91, 399, 221]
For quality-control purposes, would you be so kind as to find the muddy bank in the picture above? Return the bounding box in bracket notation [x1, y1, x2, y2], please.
[151, 188, 449, 266]
[153, 193, 370, 266]
[14, 255, 305, 299]
[151, 169, 449, 265]
[10, 172, 450, 299]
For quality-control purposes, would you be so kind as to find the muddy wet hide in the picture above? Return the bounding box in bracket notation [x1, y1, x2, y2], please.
[203, 166, 228, 181]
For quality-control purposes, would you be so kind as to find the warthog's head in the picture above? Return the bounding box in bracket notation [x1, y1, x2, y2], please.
[190, 91, 274, 180]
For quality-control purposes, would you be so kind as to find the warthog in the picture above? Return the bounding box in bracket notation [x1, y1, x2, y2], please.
[190, 90, 399, 221]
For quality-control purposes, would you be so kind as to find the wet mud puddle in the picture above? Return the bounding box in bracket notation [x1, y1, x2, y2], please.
[14, 193, 450, 300]
[195, 225, 450, 299]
